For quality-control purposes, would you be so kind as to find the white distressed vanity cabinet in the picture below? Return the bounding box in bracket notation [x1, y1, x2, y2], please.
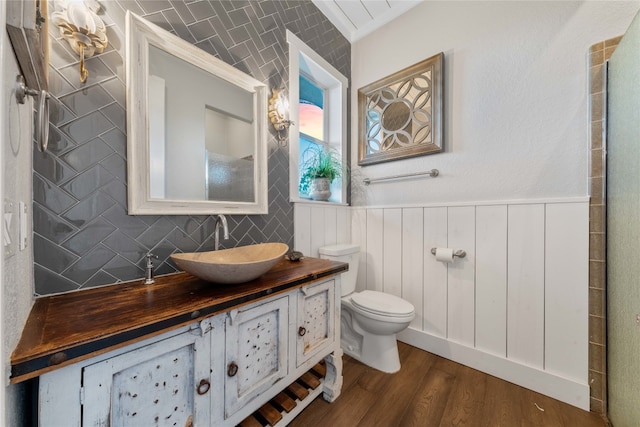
[296, 279, 335, 368]
[222, 295, 290, 419]
[81, 327, 212, 426]
[11, 258, 346, 427]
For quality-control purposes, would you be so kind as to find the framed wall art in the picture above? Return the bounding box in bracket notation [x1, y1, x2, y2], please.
[358, 52, 443, 166]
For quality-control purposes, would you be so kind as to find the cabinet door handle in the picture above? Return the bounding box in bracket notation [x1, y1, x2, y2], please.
[298, 326, 307, 336]
[227, 362, 238, 377]
[197, 379, 211, 395]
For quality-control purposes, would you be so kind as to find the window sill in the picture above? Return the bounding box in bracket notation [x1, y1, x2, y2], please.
[290, 198, 349, 207]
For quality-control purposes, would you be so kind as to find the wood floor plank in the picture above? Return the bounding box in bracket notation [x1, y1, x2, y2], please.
[353, 363, 392, 393]
[288, 343, 606, 427]
[340, 355, 370, 391]
[432, 360, 488, 426]
[288, 356, 365, 426]
[479, 372, 525, 426]
[520, 389, 565, 426]
[559, 402, 608, 427]
[431, 351, 462, 376]
[290, 382, 377, 427]
[354, 342, 413, 393]
[356, 345, 435, 426]
[398, 367, 455, 426]
[516, 385, 605, 427]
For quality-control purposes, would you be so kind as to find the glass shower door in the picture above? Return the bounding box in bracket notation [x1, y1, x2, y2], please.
[606, 10, 640, 426]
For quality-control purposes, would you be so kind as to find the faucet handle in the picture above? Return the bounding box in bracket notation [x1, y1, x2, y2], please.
[145, 252, 158, 266]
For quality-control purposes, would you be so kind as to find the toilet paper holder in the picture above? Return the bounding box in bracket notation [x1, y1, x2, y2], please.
[430, 248, 466, 258]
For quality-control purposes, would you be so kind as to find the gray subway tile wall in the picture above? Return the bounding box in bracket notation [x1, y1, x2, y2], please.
[34, 0, 350, 296]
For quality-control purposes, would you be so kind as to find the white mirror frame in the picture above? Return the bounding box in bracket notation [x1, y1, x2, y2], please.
[126, 12, 268, 215]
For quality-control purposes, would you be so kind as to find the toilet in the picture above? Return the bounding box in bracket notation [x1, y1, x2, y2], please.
[318, 244, 415, 373]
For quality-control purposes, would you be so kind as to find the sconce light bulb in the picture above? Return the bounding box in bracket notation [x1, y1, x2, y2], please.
[278, 93, 289, 115]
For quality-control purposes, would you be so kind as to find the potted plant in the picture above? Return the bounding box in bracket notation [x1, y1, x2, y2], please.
[299, 145, 343, 201]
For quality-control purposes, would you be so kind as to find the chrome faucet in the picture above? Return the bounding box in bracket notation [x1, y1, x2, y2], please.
[144, 252, 158, 285]
[214, 214, 230, 250]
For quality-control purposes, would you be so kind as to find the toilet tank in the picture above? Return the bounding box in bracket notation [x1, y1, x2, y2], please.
[318, 244, 359, 296]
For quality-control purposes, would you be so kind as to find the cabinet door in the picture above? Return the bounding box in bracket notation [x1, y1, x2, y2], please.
[82, 328, 211, 427]
[296, 280, 335, 367]
[224, 296, 289, 418]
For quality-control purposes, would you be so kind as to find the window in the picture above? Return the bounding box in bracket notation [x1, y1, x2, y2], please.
[299, 74, 324, 141]
[287, 31, 348, 204]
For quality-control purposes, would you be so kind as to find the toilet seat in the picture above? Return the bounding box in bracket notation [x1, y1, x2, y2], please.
[351, 290, 414, 318]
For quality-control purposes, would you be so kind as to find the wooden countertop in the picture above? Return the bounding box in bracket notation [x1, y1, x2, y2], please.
[11, 257, 347, 383]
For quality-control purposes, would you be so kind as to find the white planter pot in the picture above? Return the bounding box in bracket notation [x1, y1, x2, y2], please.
[310, 178, 331, 201]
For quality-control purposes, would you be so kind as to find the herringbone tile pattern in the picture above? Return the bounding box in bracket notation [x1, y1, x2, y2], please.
[34, 0, 350, 295]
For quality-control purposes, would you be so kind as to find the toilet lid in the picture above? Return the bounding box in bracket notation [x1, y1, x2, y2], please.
[351, 290, 415, 317]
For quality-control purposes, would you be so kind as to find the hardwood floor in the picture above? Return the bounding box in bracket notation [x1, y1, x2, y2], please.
[289, 342, 606, 427]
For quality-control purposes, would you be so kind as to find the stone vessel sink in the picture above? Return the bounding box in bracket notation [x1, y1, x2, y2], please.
[170, 242, 289, 284]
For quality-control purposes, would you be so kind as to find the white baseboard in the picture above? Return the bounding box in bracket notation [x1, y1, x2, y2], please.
[397, 327, 590, 410]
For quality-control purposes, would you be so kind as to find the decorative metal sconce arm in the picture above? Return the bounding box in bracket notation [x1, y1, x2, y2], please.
[51, 0, 108, 83]
[79, 44, 89, 83]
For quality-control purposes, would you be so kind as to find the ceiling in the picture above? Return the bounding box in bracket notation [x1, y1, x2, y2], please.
[312, 0, 424, 42]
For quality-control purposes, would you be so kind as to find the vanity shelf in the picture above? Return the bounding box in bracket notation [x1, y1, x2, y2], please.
[239, 361, 326, 427]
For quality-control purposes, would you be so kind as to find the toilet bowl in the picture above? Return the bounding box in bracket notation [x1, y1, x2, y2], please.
[318, 244, 415, 373]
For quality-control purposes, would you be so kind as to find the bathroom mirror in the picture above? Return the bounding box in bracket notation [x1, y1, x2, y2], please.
[126, 12, 268, 215]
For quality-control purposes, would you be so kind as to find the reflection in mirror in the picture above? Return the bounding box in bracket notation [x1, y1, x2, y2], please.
[382, 101, 411, 133]
[204, 107, 254, 202]
[147, 45, 255, 202]
[127, 12, 268, 215]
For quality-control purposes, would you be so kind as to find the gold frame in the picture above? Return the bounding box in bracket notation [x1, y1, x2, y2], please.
[358, 52, 444, 166]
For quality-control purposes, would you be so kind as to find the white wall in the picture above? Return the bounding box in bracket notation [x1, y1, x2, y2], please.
[350, 1, 640, 206]
[1, 1, 36, 424]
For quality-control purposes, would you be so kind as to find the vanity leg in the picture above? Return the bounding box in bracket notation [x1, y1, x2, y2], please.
[322, 349, 343, 402]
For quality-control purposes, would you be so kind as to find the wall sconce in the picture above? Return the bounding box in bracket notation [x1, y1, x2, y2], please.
[51, 0, 108, 83]
[268, 88, 293, 146]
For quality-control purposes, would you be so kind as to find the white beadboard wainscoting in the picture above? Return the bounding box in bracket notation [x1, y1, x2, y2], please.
[294, 198, 590, 409]
[294, 203, 352, 257]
